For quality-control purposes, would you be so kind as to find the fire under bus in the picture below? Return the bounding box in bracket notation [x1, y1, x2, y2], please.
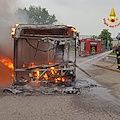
[11, 24, 78, 87]
[78, 38, 101, 56]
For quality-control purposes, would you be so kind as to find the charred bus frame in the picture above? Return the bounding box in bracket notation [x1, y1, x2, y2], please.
[12, 24, 78, 86]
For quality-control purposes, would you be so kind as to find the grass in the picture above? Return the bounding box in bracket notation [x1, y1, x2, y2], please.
[109, 51, 116, 55]
[70, 48, 78, 51]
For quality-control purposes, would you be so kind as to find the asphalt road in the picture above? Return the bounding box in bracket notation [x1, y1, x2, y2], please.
[0, 52, 120, 120]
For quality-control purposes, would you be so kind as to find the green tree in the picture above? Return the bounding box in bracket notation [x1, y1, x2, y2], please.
[98, 29, 113, 47]
[91, 35, 98, 39]
[16, 5, 58, 25]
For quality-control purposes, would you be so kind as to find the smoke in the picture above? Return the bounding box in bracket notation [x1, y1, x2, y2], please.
[0, 0, 19, 58]
[0, 0, 20, 87]
[15, 8, 29, 24]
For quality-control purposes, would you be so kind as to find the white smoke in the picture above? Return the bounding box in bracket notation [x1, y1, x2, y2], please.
[0, 0, 29, 58]
[0, 0, 18, 57]
[15, 8, 29, 24]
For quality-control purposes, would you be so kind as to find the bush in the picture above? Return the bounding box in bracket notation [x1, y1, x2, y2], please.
[109, 51, 116, 55]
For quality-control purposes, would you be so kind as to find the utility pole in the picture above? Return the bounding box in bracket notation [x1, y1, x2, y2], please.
[107, 31, 110, 50]
[116, 33, 120, 47]
[107, 32, 108, 49]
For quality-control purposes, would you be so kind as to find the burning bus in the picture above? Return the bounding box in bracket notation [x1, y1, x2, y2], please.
[11, 24, 78, 87]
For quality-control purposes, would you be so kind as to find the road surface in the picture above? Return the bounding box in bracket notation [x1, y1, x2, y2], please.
[0, 52, 120, 120]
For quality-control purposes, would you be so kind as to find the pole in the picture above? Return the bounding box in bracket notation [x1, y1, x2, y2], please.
[47, 37, 49, 64]
[13, 38, 17, 84]
[75, 37, 76, 64]
[118, 38, 119, 47]
[67, 43, 70, 61]
[107, 32, 109, 50]
[116, 33, 120, 47]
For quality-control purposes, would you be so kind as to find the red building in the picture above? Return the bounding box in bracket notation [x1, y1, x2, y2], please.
[78, 39, 101, 56]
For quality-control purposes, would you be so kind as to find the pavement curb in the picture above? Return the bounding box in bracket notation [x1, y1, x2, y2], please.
[107, 55, 116, 58]
[93, 64, 120, 73]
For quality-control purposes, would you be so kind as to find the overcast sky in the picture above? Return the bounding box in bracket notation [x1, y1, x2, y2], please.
[0, 0, 120, 57]
[16, 0, 120, 37]
[2, 0, 120, 38]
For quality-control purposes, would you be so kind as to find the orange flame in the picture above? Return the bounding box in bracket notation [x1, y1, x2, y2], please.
[71, 27, 77, 33]
[62, 77, 65, 82]
[66, 25, 77, 33]
[0, 57, 13, 70]
[33, 70, 40, 79]
[22, 64, 26, 68]
[28, 62, 36, 67]
[11, 24, 19, 36]
[49, 62, 58, 74]
[28, 62, 40, 79]
[44, 73, 48, 80]
[0, 57, 14, 77]
[22, 62, 67, 84]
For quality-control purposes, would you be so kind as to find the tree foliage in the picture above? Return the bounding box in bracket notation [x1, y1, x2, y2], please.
[91, 35, 98, 39]
[98, 29, 113, 47]
[16, 6, 58, 25]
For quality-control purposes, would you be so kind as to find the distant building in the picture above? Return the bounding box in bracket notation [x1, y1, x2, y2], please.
[79, 35, 93, 40]
[112, 37, 120, 47]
